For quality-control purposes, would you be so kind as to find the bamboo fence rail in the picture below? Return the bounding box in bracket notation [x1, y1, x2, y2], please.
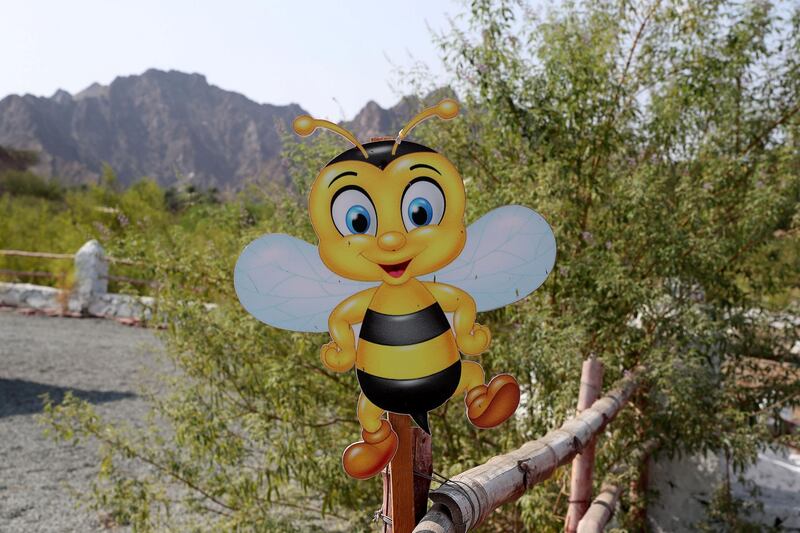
[0, 249, 75, 260]
[575, 478, 623, 533]
[576, 440, 659, 533]
[0, 248, 142, 265]
[412, 366, 645, 533]
[0, 269, 65, 280]
[0, 247, 149, 287]
[103, 274, 158, 287]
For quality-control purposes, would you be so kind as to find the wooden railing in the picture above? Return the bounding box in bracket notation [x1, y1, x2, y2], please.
[0, 241, 155, 319]
[0, 244, 150, 287]
[0, 250, 76, 260]
[0, 250, 75, 284]
[0, 268, 65, 281]
[407, 364, 646, 533]
[0, 248, 144, 266]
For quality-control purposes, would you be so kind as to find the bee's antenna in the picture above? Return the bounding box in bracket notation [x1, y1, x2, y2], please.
[392, 98, 459, 155]
[293, 115, 369, 159]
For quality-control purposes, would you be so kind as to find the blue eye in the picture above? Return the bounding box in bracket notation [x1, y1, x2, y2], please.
[408, 198, 433, 227]
[331, 187, 377, 236]
[346, 205, 371, 234]
[401, 178, 445, 231]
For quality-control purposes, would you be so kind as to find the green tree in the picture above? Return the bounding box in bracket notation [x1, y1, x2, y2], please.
[418, 0, 800, 529]
[41, 1, 799, 531]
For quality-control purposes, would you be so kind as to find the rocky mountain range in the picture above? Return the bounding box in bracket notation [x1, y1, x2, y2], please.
[0, 69, 418, 189]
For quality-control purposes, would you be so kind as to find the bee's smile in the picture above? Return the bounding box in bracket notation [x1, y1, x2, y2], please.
[379, 259, 412, 278]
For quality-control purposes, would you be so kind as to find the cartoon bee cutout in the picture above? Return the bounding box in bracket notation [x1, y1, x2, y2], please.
[234, 99, 556, 480]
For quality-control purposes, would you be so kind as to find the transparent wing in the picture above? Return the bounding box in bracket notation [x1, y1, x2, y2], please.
[421, 205, 557, 312]
[234, 234, 376, 333]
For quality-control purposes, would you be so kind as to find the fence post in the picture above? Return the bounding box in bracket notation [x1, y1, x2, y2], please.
[413, 428, 433, 523]
[565, 358, 604, 532]
[74, 240, 108, 313]
[381, 413, 425, 533]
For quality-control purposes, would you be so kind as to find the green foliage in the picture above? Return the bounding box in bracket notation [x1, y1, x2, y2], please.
[0, 167, 224, 294]
[39, 135, 382, 531]
[0, 169, 64, 200]
[34, 1, 800, 531]
[415, 0, 800, 529]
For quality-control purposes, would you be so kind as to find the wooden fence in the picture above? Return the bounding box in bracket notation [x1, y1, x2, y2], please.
[378, 362, 647, 533]
[0, 246, 149, 285]
[0, 241, 154, 318]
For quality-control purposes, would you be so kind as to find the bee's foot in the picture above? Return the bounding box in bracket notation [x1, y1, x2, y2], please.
[466, 374, 520, 429]
[342, 420, 398, 480]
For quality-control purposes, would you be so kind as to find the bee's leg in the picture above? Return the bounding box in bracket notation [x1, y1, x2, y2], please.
[451, 360, 486, 398]
[341, 393, 398, 480]
[455, 360, 521, 429]
[356, 392, 385, 433]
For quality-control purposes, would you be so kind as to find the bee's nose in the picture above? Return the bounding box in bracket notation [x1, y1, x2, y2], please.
[377, 231, 406, 251]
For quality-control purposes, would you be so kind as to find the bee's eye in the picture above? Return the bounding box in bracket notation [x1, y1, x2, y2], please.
[401, 178, 445, 230]
[331, 186, 377, 236]
[346, 205, 371, 234]
[408, 198, 433, 226]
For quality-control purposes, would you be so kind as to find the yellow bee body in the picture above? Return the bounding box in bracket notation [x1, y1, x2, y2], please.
[356, 280, 461, 425]
[356, 280, 459, 379]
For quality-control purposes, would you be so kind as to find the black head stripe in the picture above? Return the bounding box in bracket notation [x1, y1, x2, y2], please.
[325, 140, 437, 170]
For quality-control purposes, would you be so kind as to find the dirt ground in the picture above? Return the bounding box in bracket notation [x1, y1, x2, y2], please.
[0, 309, 163, 532]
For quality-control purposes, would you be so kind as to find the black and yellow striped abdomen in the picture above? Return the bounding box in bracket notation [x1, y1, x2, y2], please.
[356, 302, 460, 379]
[356, 301, 462, 418]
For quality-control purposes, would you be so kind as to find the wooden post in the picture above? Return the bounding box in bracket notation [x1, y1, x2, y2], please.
[565, 358, 604, 532]
[413, 428, 433, 523]
[381, 414, 434, 532]
[382, 413, 416, 533]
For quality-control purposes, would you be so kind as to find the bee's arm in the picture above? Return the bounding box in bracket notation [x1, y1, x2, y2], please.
[425, 282, 490, 356]
[328, 287, 375, 348]
[321, 287, 376, 372]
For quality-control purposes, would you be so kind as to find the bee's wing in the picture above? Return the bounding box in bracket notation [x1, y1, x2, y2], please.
[234, 233, 377, 333]
[422, 205, 557, 312]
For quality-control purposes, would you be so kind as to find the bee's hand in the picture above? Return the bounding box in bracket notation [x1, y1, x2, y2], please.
[320, 341, 355, 373]
[457, 323, 491, 355]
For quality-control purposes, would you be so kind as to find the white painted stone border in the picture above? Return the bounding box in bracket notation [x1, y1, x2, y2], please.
[0, 281, 154, 320]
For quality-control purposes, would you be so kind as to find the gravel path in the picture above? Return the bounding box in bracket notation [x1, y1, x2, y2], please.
[0, 309, 163, 532]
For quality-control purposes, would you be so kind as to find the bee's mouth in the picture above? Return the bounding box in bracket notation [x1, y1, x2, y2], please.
[380, 259, 412, 278]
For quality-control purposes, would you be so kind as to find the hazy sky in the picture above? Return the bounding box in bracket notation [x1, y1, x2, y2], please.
[4, 1, 465, 120]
